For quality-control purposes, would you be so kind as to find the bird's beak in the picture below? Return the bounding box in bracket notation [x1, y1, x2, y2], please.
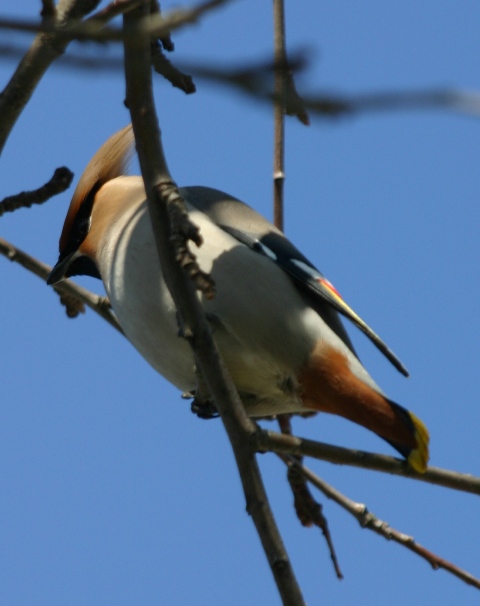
[47, 251, 76, 285]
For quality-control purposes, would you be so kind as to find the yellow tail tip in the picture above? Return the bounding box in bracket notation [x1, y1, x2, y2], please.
[407, 412, 430, 473]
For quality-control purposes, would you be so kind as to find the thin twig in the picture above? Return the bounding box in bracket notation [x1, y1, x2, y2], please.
[0, 237, 123, 334]
[178, 56, 480, 118]
[151, 41, 196, 93]
[2, 38, 479, 119]
[0, 167, 73, 216]
[0, 0, 232, 43]
[275, 418, 343, 580]
[272, 0, 286, 232]
[271, 6, 335, 573]
[123, 4, 305, 604]
[281, 455, 480, 590]
[259, 429, 480, 495]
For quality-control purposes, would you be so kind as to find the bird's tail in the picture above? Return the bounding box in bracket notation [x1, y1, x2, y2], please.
[298, 345, 429, 472]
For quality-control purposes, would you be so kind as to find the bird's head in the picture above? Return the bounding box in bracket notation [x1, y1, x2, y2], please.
[47, 125, 134, 285]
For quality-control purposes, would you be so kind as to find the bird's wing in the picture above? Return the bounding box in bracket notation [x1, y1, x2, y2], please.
[181, 185, 408, 377]
[220, 225, 409, 377]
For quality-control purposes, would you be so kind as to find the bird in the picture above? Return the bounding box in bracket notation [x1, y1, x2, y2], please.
[47, 125, 429, 473]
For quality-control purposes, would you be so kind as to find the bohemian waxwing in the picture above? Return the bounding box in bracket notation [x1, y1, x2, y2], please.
[48, 125, 429, 472]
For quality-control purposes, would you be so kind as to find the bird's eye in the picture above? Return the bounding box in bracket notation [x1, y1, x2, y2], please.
[77, 218, 90, 237]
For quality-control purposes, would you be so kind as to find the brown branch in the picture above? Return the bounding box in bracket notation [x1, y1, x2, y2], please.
[282, 455, 480, 590]
[281, 87, 480, 120]
[277, 417, 343, 578]
[302, 89, 480, 117]
[272, 7, 337, 579]
[179, 56, 480, 119]
[151, 42, 196, 93]
[0, 237, 123, 334]
[0, 0, 102, 155]
[123, 5, 305, 604]
[259, 429, 480, 495]
[127, 0, 231, 42]
[272, 0, 286, 232]
[2, 36, 478, 120]
[0, 167, 73, 216]
[0, 0, 232, 43]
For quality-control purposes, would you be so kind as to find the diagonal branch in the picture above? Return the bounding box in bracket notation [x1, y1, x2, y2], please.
[0, 237, 123, 334]
[281, 455, 480, 590]
[259, 429, 480, 495]
[0, 0, 233, 43]
[0, 0, 104, 154]
[180, 56, 480, 119]
[123, 4, 305, 605]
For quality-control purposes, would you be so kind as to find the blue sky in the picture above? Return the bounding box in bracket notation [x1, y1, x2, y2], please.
[1, 1, 480, 604]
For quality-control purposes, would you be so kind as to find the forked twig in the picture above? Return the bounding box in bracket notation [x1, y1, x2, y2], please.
[280, 455, 480, 590]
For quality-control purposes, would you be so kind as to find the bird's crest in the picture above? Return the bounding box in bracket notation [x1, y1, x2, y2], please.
[59, 124, 135, 254]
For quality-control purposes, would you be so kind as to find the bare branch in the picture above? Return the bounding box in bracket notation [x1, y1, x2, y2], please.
[0, 0, 102, 154]
[281, 455, 480, 590]
[179, 56, 480, 119]
[0, 237, 123, 334]
[272, 0, 286, 232]
[123, 5, 306, 604]
[259, 429, 480, 495]
[0, 0, 232, 43]
[0, 167, 73, 216]
[286, 455, 344, 579]
[297, 89, 480, 118]
[276, 415, 343, 578]
[2, 37, 478, 121]
[151, 41, 196, 93]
